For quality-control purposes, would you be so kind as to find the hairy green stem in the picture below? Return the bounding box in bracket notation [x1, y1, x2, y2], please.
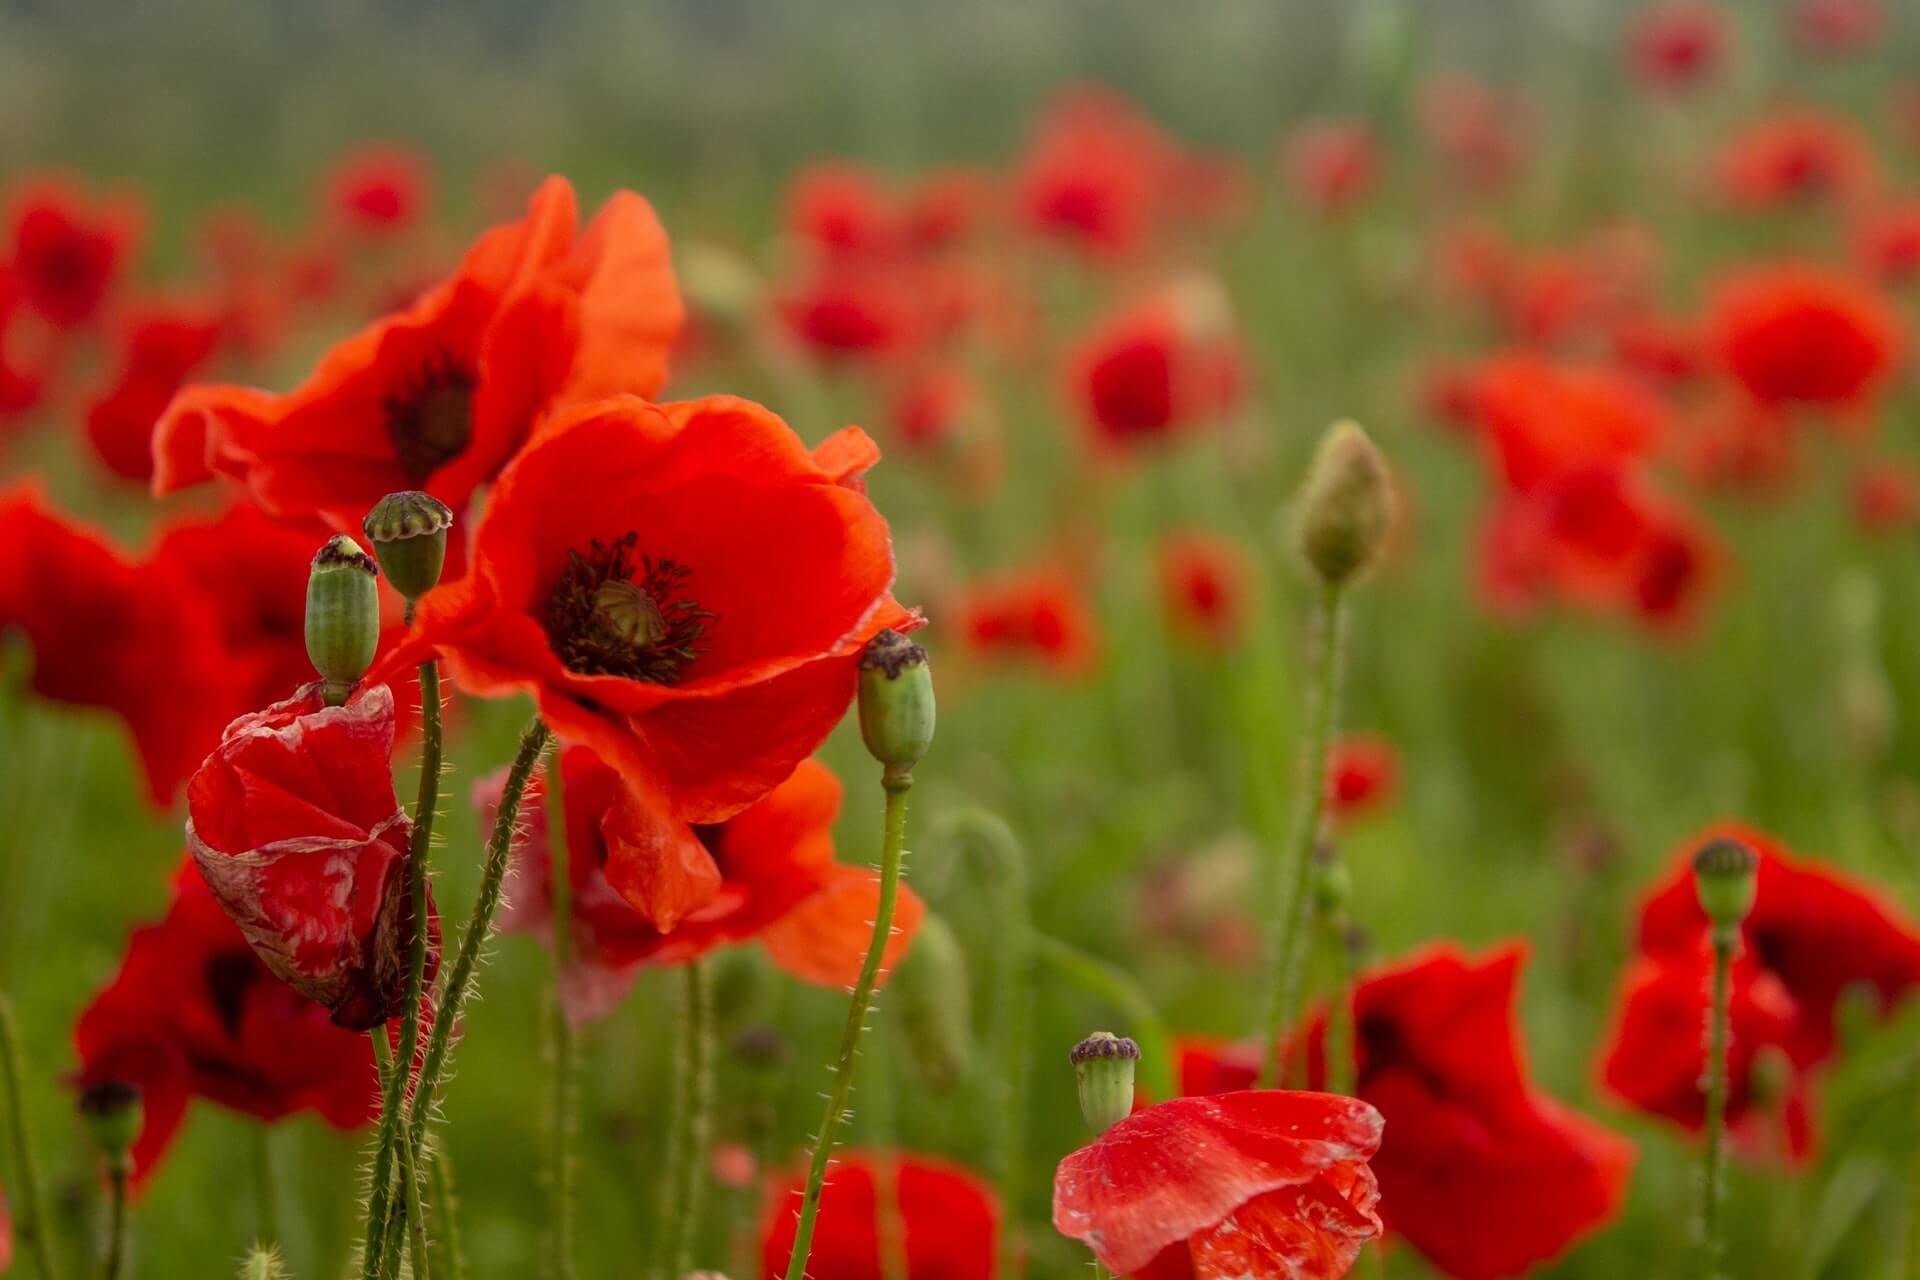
[649, 971, 693, 1280]
[253, 1126, 280, 1248]
[671, 961, 714, 1279]
[101, 1162, 129, 1280]
[545, 754, 577, 1280]
[0, 993, 60, 1280]
[1322, 908, 1356, 1097]
[1701, 933, 1734, 1277]
[1258, 582, 1347, 1088]
[430, 1144, 465, 1280]
[782, 771, 913, 1280]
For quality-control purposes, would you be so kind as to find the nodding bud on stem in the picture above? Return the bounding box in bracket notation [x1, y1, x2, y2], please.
[1691, 837, 1758, 947]
[1293, 420, 1393, 587]
[858, 629, 935, 775]
[305, 535, 380, 705]
[894, 910, 972, 1095]
[1070, 1031, 1140, 1135]
[362, 490, 452, 601]
[78, 1079, 142, 1169]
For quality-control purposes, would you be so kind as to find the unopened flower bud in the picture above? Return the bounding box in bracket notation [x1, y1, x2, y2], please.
[306, 536, 380, 705]
[362, 490, 452, 601]
[78, 1079, 142, 1169]
[1070, 1031, 1139, 1135]
[1293, 420, 1393, 586]
[240, 1245, 293, 1280]
[858, 630, 935, 776]
[894, 911, 972, 1094]
[1691, 837, 1758, 947]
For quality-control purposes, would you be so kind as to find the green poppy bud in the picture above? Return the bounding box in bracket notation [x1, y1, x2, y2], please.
[78, 1079, 142, 1168]
[1691, 836, 1758, 947]
[362, 490, 452, 601]
[306, 535, 380, 705]
[894, 911, 972, 1095]
[858, 630, 935, 776]
[1293, 420, 1393, 587]
[239, 1245, 293, 1280]
[1070, 1031, 1139, 1135]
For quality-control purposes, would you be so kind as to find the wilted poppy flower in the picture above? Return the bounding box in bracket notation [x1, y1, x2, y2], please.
[1325, 735, 1400, 820]
[328, 144, 430, 235]
[956, 565, 1098, 675]
[1158, 531, 1250, 650]
[1627, 2, 1730, 91]
[485, 751, 922, 1023]
[154, 176, 682, 537]
[6, 177, 140, 330]
[391, 394, 914, 824]
[75, 861, 380, 1185]
[1851, 460, 1920, 532]
[1793, 0, 1882, 52]
[1284, 121, 1380, 215]
[1709, 264, 1904, 411]
[1184, 946, 1634, 1280]
[83, 296, 225, 481]
[761, 1151, 999, 1280]
[1069, 286, 1241, 451]
[1016, 87, 1175, 257]
[1054, 1090, 1383, 1279]
[185, 682, 429, 1031]
[1714, 111, 1877, 209]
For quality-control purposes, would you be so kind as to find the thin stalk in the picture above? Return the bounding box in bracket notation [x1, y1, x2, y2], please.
[781, 771, 914, 1280]
[253, 1127, 281, 1247]
[1322, 910, 1356, 1097]
[545, 754, 577, 1280]
[101, 1161, 129, 1280]
[671, 961, 714, 1279]
[430, 1144, 465, 1280]
[403, 720, 551, 1167]
[864, 1025, 908, 1280]
[0, 993, 60, 1280]
[1258, 582, 1347, 1088]
[1700, 933, 1734, 1277]
[1029, 934, 1175, 1103]
[649, 972, 694, 1280]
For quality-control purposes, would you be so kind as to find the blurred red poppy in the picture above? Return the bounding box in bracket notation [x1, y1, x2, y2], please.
[186, 681, 431, 1031]
[328, 144, 431, 235]
[785, 162, 900, 259]
[904, 169, 997, 252]
[1469, 354, 1665, 492]
[1709, 263, 1904, 411]
[1284, 121, 1380, 216]
[0, 266, 53, 425]
[1054, 1090, 1383, 1279]
[1610, 311, 1711, 389]
[1419, 77, 1526, 194]
[83, 295, 225, 481]
[1852, 201, 1920, 283]
[75, 861, 380, 1186]
[1627, 2, 1730, 91]
[1325, 735, 1400, 820]
[774, 260, 920, 362]
[1183, 946, 1634, 1280]
[957, 565, 1099, 675]
[761, 1152, 999, 1280]
[484, 751, 922, 1022]
[1017, 87, 1175, 257]
[1069, 288, 1241, 452]
[1158, 532, 1250, 650]
[389, 394, 914, 823]
[154, 176, 682, 537]
[1715, 111, 1877, 209]
[1852, 460, 1920, 532]
[1792, 0, 1882, 52]
[5, 177, 140, 330]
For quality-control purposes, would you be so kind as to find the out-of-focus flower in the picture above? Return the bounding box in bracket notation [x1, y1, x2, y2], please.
[1419, 77, 1526, 194]
[1675, 392, 1799, 496]
[75, 861, 379, 1186]
[1715, 111, 1878, 209]
[774, 260, 919, 362]
[328, 144, 430, 235]
[1792, 0, 1882, 53]
[956, 564, 1099, 676]
[1054, 1090, 1383, 1279]
[1158, 531, 1251, 651]
[904, 169, 998, 252]
[1068, 283, 1242, 452]
[83, 296, 225, 481]
[1016, 86, 1176, 257]
[6, 177, 140, 330]
[1628, 2, 1730, 91]
[761, 1152, 999, 1280]
[1610, 311, 1711, 389]
[1852, 201, 1920, 283]
[1851, 459, 1920, 532]
[1284, 121, 1381, 216]
[785, 162, 900, 259]
[1325, 735, 1400, 821]
[1709, 263, 1904, 411]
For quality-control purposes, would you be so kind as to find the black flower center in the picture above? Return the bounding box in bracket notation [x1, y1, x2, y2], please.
[384, 352, 476, 482]
[545, 531, 716, 685]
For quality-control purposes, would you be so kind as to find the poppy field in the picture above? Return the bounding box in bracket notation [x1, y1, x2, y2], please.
[6, 1, 1920, 1276]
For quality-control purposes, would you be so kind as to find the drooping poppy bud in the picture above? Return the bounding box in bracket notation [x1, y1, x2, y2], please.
[1692, 836, 1758, 946]
[1293, 420, 1393, 587]
[858, 629, 935, 775]
[893, 910, 971, 1094]
[362, 490, 452, 602]
[1071, 1031, 1139, 1135]
[77, 1079, 142, 1172]
[304, 535, 379, 705]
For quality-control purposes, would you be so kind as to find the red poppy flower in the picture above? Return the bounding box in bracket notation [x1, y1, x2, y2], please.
[328, 144, 430, 235]
[773, 260, 919, 363]
[1418, 77, 1526, 194]
[1325, 735, 1400, 820]
[1852, 202, 1920, 283]
[1610, 311, 1711, 389]
[904, 169, 997, 252]
[1285, 121, 1380, 216]
[1709, 264, 1904, 410]
[956, 565, 1098, 676]
[1183, 946, 1634, 1280]
[1017, 87, 1175, 257]
[153, 176, 682, 536]
[1852, 459, 1920, 532]
[185, 681, 431, 1031]
[785, 163, 900, 259]
[391, 394, 913, 823]
[1714, 111, 1877, 209]
[83, 295, 225, 481]
[1675, 392, 1799, 496]
[1054, 1090, 1383, 1279]
[484, 751, 922, 1023]
[1627, 2, 1730, 91]
[1793, 0, 1882, 52]
[6, 177, 140, 330]
[75, 861, 380, 1185]
[888, 363, 978, 453]
[1158, 531, 1250, 650]
[1069, 289, 1241, 451]
[0, 267, 52, 424]
[1468, 354, 1666, 492]
[761, 1151, 999, 1280]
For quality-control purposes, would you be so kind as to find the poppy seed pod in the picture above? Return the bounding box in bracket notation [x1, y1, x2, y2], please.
[1070, 1030, 1140, 1135]
[78, 1079, 143, 1167]
[1692, 836, 1758, 945]
[1293, 419, 1393, 586]
[858, 629, 935, 775]
[362, 490, 452, 601]
[893, 910, 972, 1094]
[305, 535, 380, 705]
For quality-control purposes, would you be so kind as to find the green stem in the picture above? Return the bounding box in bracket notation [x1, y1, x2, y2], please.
[1322, 909, 1356, 1097]
[649, 972, 694, 1280]
[1701, 933, 1734, 1277]
[1258, 582, 1347, 1088]
[253, 1126, 281, 1247]
[404, 719, 550, 1173]
[0, 993, 61, 1280]
[864, 1025, 908, 1280]
[1029, 933, 1175, 1103]
[671, 961, 714, 1279]
[781, 770, 913, 1280]
[101, 1161, 128, 1280]
[430, 1144, 466, 1280]
[545, 754, 577, 1280]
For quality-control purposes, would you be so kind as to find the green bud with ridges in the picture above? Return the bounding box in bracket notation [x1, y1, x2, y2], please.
[305, 535, 380, 705]
[858, 629, 935, 776]
[362, 490, 452, 601]
[1070, 1031, 1139, 1135]
[1293, 419, 1393, 586]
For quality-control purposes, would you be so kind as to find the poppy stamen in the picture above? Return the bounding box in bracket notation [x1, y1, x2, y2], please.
[383, 352, 476, 482]
[545, 531, 715, 685]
